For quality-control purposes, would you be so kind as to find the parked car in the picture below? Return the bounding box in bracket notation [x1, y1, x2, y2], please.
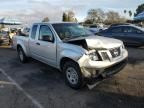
[88, 25, 103, 33]
[13, 22, 128, 89]
[0, 31, 10, 45]
[87, 28, 99, 35]
[98, 25, 144, 47]
[110, 23, 131, 27]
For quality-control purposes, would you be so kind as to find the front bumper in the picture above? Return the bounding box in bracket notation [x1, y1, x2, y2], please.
[86, 58, 127, 84]
[78, 49, 128, 78]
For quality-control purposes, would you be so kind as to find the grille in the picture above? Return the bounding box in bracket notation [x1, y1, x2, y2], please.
[109, 47, 121, 58]
[101, 52, 109, 60]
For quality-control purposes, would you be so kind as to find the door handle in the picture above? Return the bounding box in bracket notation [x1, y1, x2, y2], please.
[36, 42, 40, 45]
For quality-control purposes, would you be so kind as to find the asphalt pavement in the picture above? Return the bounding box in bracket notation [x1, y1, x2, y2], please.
[0, 46, 144, 108]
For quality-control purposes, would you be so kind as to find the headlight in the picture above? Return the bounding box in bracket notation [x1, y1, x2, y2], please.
[88, 50, 99, 61]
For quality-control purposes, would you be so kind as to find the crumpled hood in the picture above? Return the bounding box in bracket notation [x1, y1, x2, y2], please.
[67, 35, 123, 49]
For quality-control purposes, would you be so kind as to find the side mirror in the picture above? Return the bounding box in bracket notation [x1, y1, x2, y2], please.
[42, 35, 53, 42]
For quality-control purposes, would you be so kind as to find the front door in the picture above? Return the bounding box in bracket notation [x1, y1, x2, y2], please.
[109, 27, 126, 42]
[35, 25, 57, 67]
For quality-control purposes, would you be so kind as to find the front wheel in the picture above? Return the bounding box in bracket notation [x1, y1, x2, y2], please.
[17, 47, 27, 63]
[63, 61, 85, 89]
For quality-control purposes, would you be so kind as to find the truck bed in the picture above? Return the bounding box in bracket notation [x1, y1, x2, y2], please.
[12, 35, 29, 50]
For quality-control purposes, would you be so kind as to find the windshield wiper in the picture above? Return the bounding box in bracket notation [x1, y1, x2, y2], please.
[63, 34, 92, 41]
[63, 36, 81, 41]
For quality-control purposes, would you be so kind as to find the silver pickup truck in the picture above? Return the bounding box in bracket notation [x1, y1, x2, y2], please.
[13, 22, 128, 89]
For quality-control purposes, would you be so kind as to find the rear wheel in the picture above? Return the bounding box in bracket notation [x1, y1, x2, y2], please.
[63, 61, 85, 89]
[17, 47, 27, 63]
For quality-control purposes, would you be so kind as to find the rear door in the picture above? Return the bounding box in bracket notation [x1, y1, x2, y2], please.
[29, 24, 39, 58]
[123, 26, 144, 46]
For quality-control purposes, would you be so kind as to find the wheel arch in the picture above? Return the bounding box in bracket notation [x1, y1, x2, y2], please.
[17, 44, 28, 56]
[60, 57, 79, 71]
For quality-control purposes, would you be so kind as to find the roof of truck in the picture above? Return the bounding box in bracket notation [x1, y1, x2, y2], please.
[33, 22, 77, 25]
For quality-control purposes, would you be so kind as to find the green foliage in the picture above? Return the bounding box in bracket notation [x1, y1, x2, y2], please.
[84, 9, 126, 25]
[67, 14, 71, 22]
[42, 17, 49, 22]
[84, 19, 93, 24]
[124, 10, 127, 14]
[105, 11, 119, 24]
[62, 10, 78, 22]
[104, 11, 127, 25]
[135, 3, 144, 16]
[67, 10, 75, 22]
[85, 8, 105, 24]
[123, 10, 133, 18]
[62, 12, 68, 22]
[128, 10, 132, 17]
[74, 18, 78, 22]
[0, 24, 5, 30]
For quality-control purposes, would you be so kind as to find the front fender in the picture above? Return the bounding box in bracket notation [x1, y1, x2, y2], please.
[57, 49, 85, 69]
[57, 42, 87, 69]
[60, 49, 83, 61]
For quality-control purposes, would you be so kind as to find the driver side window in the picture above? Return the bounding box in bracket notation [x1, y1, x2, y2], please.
[39, 25, 54, 42]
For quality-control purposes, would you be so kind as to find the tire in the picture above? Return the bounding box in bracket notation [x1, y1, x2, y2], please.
[17, 47, 27, 63]
[63, 61, 85, 89]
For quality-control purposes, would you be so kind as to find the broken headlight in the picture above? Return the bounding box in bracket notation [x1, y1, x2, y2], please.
[88, 50, 99, 61]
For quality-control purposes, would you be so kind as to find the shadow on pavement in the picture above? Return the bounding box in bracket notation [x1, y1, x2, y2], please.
[21, 67, 144, 108]
[126, 47, 144, 65]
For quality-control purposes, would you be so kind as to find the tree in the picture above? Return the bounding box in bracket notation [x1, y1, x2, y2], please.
[135, 3, 144, 16]
[62, 10, 77, 22]
[86, 8, 105, 24]
[84, 19, 93, 24]
[105, 11, 126, 24]
[42, 17, 49, 22]
[87, 9, 98, 23]
[128, 10, 132, 17]
[105, 11, 120, 24]
[67, 10, 75, 22]
[96, 8, 105, 22]
[62, 12, 68, 22]
[124, 10, 127, 14]
[0, 24, 5, 30]
[74, 18, 78, 22]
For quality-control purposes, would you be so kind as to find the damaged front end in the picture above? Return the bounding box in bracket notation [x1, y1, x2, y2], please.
[66, 36, 128, 82]
[78, 47, 128, 78]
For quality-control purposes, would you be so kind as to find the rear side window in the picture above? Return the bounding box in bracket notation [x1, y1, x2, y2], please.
[31, 25, 38, 39]
[123, 27, 133, 33]
[123, 27, 143, 34]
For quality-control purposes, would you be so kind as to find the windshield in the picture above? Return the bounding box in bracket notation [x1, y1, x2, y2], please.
[52, 23, 93, 40]
[135, 26, 144, 31]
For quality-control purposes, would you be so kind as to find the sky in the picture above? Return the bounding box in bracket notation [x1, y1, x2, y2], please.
[0, 0, 143, 25]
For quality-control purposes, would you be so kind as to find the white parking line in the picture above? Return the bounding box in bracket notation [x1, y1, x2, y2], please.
[0, 68, 44, 108]
[0, 81, 15, 85]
